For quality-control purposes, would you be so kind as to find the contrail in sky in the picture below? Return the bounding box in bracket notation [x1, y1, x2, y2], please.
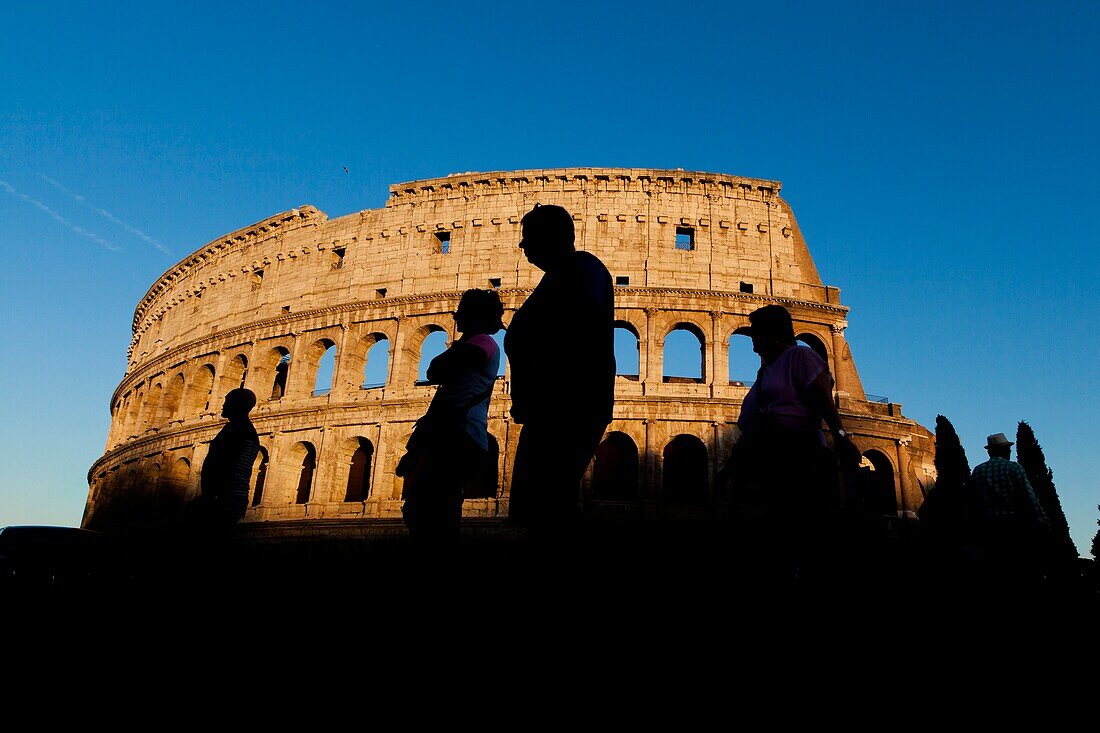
[39, 174, 170, 254]
[0, 179, 120, 252]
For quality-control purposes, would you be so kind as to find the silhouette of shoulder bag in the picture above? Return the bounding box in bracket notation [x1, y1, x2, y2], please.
[396, 386, 493, 478]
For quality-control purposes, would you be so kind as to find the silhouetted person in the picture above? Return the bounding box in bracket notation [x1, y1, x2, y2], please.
[191, 388, 260, 534]
[399, 289, 504, 545]
[505, 203, 614, 539]
[720, 305, 860, 586]
[965, 432, 1050, 593]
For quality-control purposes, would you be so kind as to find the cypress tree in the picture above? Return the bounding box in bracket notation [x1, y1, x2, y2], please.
[1091, 506, 1099, 560]
[918, 415, 970, 538]
[1016, 421, 1078, 561]
[935, 415, 970, 491]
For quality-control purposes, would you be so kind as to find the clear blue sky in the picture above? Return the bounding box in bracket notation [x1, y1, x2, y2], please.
[2, 1, 1097, 554]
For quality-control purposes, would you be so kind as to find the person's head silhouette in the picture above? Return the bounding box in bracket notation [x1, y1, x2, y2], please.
[748, 304, 796, 363]
[221, 388, 257, 420]
[984, 432, 1013, 460]
[454, 288, 505, 336]
[519, 204, 574, 271]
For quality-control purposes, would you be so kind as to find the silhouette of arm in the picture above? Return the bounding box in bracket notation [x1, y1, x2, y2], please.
[426, 341, 489, 384]
[807, 369, 860, 469]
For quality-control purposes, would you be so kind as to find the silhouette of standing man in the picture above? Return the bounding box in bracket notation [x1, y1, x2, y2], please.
[194, 388, 261, 533]
[505, 204, 614, 539]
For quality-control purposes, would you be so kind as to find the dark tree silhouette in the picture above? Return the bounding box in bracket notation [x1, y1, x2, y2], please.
[1016, 421, 1078, 561]
[917, 415, 970, 543]
[1091, 505, 1099, 560]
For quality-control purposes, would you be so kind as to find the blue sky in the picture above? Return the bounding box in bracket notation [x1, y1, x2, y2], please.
[1, 0, 1097, 553]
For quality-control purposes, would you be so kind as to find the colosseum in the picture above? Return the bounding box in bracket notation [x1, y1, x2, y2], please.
[84, 167, 935, 532]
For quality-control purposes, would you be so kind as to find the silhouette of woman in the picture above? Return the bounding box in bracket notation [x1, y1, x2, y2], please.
[399, 289, 504, 544]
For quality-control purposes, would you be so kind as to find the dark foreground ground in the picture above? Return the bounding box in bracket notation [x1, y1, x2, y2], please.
[7, 517, 1095, 623]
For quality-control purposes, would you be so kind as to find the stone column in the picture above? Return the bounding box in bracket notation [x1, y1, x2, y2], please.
[830, 321, 849, 397]
[644, 307, 662, 387]
[896, 436, 913, 517]
[709, 309, 725, 395]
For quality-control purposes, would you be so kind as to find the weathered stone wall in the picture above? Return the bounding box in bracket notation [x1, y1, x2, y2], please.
[84, 168, 935, 529]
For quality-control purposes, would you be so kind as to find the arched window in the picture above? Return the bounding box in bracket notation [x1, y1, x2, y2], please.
[417, 328, 448, 383]
[662, 434, 708, 503]
[251, 447, 269, 507]
[858, 450, 897, 517]
[467, 434, 500, 499]
[145, 383, 163, 430]
[185, 364, 216, 415]
[311, 339, 337, 397]
[293, 442, 316, 504]
[663, 324, 705, 383]
[160, 373, 185, 423]
[126, 389, 143, 433]
[795, 333, 829, 363]
[592, 432, 639, 500]
[270, 348, 291, 400]
[728, 327, 758, 385]
[614, 323, 640, 379]
[166, 457, 191, 499]
[362, 336, 390, 389]
[222, 354, 248, 396]
[344, 438, 374, 502]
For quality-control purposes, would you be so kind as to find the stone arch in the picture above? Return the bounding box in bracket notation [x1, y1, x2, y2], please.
[164, 456, 191, 501]
[302, 337, 337, 397]
[145, 381, 163, 431]
[795, 331, 829, 363]
[257, 345, 291, 401]
[123, 390, 140, 436]
[159, 373, 185, 423]
[614, 321, 640, 379]
[662, 434, 708, 503]
[414, 324, 449, 384]
[290, 441, 317, 504]
[728, 325, 757, 385]
[662, 322, 707, 383]
[250, 446, 269, 507]
[220, 353, 249, 398]
[343, 437, 374, 502]
[183, 363, 216, 416]
[352, 331, 392, 390]
[858, 449, 897, 516]
[592, 431, 640, 501]
[467, 433, 500, 500]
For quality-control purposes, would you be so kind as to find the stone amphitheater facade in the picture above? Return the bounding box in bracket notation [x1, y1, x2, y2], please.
[84, 168, 935, 530]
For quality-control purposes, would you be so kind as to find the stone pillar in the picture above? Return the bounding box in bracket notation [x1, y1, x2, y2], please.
[830, 321, 848, 396]
[643, 307, 662, 387]
[709, 309, 725, 394]
[896, 436, 913, 517]
[642, 417, 657, 518]
[333, 322, 351, 399]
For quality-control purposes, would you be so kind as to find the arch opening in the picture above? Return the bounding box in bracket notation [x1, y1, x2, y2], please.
[614, 323, 639, 379]
[858, 449, 897, 517]
[362, 336, 391, 389]
[311, 340, 337, 397]
[662, 434, 708, 503]
[344, 438, 374, 502]
[251, 447, 269, 507]
[592, 432, 639, 501]
[417, 328, 448, 383]
[728, 328, 758, 385]
[663, 324, 705, 383]
[293, 442, 317, 504]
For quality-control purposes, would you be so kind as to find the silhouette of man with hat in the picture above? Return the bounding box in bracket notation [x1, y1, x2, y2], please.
[965, 432, 1049, 589]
